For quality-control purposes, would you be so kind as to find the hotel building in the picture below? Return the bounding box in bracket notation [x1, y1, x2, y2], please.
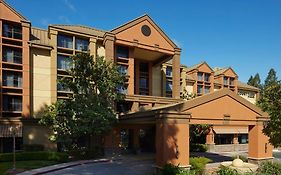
[0, 0, 272, 167]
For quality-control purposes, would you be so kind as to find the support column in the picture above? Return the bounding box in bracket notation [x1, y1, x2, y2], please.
[104, 127, 121, 157]
[248, 123, 273, 164]
[133, 128, 140, 152]
[162, 65, 167, 97]
[89, 37, 97, 58]
[21, 21, 31, 117]
[127, 48, 134, 95]
[49, 29, 58, 103]
[172, 48, 181, 99]
[156, 117, 190, 168]
[233, 134, 239, 144]
[206, 128, 215, 145]
[103, 32, 115, 62]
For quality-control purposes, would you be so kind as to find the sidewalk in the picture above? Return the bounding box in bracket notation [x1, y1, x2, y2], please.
[18, 158, 110, 175]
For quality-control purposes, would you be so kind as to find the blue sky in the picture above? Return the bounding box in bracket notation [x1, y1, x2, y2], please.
[6, 0, 281, 82]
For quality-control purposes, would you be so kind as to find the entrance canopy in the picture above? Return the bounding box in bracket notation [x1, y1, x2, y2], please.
[119, 89, 269, 125]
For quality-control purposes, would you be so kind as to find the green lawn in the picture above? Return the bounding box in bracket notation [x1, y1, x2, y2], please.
[0, 160, 58, 175]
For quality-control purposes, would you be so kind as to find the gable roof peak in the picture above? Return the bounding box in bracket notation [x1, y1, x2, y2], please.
[1, 0, 29, 22]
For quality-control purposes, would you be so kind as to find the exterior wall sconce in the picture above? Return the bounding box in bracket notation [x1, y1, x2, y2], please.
[175, 142, 179, 159]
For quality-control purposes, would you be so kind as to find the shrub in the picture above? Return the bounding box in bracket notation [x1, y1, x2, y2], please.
[190, 144, 208, 152]
[0, 151, 68, 162]
[257, 161, 281, 175]
[216, 166, 239, 175]
[67, 146, 104, 160]
[23, 144, 44, 152]
[162, 164, 181, 175]
[189, 157, 212, 174]
[231, 155, 248, 162]
[162, 164, 197, 175]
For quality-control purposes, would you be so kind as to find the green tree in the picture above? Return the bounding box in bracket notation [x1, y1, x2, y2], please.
[264, 68, 278, 90]
[247, 73, 261, 89]
[40, 53, 125, 149]
[258, 83, 281, 147]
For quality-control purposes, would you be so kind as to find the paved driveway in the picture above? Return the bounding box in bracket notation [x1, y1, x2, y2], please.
[45, 156, 154, 175]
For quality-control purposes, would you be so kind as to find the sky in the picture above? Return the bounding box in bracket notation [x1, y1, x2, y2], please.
[6, 0, 281, 82]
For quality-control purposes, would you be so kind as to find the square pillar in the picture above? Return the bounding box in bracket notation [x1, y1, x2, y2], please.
[248, 124, 273, 164]
[89, 38, 97, 58]
[103, 32, 115, 62]
[127, 48, 135, 95]
[172, 48, 181, 99]
[206, 128, 215, 145]
[156, 117, 189, 168]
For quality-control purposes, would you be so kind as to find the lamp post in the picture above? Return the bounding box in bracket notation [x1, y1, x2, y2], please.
[9, 125, 18, 171]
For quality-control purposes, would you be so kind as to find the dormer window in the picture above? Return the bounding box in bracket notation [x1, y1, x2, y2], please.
[204, 73, 210, 82]
[230, 77, 235, 86]
[198, 72, 203, 81]
[224, 77, 228, 85]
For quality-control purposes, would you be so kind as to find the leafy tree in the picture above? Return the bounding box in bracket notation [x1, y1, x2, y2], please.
[40, 53, 125, 149]
[258, 83, 281, 147]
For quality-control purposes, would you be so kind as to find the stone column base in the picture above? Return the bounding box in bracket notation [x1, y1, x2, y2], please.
[248, 157, 274, 165]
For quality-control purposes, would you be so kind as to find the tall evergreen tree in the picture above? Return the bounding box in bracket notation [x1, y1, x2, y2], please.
[247, 75, 254, 86]
[247, 73, 261, 89]
[264, 68, 278, 89]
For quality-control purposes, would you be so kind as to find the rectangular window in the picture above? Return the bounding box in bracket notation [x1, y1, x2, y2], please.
[3, 95, 22, 111]
[248, 92, 255, 98]
[166, 81, 172, 92]
[57, 35, 73, 49]
[166, 66, 172, 77]
[224, 77, 228, 85]
[116, 46, 129, 58]
[204, 86, 210, 94]
[75, 38, 89, 51]
[3, 71, 22, 88]
[204, 73, 210, 82]
[117, 65, 128, 75]
[198, 72, 203, 81]
[197, 85, 203, 95]
[57, 55, 72, 70]
[3, 23, 22, 39]
[57, 77, 71, 92]
[229, 77, 235, 86]
[139, 62, 149, 95]
[3, 47, 22, 64]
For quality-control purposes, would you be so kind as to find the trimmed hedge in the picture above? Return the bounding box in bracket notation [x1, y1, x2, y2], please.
[0, 151, 68, 162]
[23, 144, 44, 152]
[190, 144, 208, 152]
[67, 146, 104, 160]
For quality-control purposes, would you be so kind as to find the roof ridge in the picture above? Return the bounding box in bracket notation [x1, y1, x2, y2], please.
[50, 24, 107, 33]
[31, 27, 48, 31]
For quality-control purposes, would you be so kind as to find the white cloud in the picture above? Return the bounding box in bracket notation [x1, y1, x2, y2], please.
[58, 16, 71, 24]
[40, 18, 49, 27]
[63, 0, 76, 12]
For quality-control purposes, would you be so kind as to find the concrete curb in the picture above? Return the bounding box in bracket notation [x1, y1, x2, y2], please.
[18, 158, 110, 175]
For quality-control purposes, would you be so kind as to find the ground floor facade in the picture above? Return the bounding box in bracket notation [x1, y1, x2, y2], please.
[0, 89, 273, 168]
